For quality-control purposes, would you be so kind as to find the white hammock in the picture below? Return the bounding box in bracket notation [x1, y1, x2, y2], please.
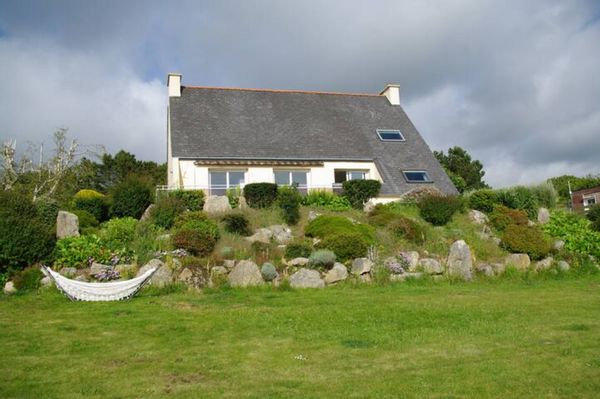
[42, 265, 158, 302]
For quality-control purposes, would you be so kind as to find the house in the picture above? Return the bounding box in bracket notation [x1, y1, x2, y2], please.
[571, 185, 600, 212]
[165, 73, 457, 202]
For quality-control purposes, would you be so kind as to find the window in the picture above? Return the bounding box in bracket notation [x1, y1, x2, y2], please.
[274, 170, 308, 193]
[209, 170, 245, 195]
[403, 171, 431, 183]
[376, 129, 405, 141]
[334, 170, 367, 184]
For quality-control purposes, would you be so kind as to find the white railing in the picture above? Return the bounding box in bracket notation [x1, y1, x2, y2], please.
[156, 184, 341, 196]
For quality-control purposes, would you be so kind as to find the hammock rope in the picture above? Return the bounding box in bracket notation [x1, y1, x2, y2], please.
[42, 265, 158, 302]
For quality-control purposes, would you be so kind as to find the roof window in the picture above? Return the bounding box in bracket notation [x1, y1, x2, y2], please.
[376, 129, 405, 141]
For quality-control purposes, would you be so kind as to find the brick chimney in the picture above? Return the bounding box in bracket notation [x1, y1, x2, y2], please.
[167, 73, 182, 97]
[380, 84, 400, 105]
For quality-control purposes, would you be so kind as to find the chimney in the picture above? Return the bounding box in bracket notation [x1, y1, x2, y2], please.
[167, 73, 182, 97]
[380, 84, 400, 105]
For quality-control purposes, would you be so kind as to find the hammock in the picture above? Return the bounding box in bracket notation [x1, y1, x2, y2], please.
[42, 265, 158, 302]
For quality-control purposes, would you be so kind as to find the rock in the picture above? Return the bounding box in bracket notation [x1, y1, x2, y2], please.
[137, 259, 173, 287]
[140, 204, 155, 221]
[178, 267, 193, 282]
[289, 257, 310, 267]
[56, 211, 79, 239]
[211, 266, 228, 276]
[178, 267, 210, 288]
[535, 257, 554, 271]
[59, 267, 77, 278]
[557, 260, 570, 272]
[228, 260, 263, 287]
[390, 272, 424, 282]
[418, 258, 443, 275]
[308, 210, 321, 221]
[468, 209, 488, 225]
[90, 262, 110, 275]
[399, 251, 419, 272]
[554, 240, 565, 251]
[223, 259, 236, 270]
[40, 276, 53, 287]
[75, 275, 89, 282]
[383, 257, 405, 274]
[246, 228, 273, 244]
[447, 240, 473, 280]
[475, 263, 495, 277]
[289, 268, 325, 288]
[3, 281, 16, 294]
[505, 253, 531, 270]
[363, 199, 377, 213]
[203, 195, 232, 216]
[490, 263, 506, 275]
[537, 208, 550, 225]
[269, 225, 293, 244]
[261, 263, 278, 282]
[359, 273, 372, 283]
[351, 258, 373, 275]
[324, 263, 348, 284]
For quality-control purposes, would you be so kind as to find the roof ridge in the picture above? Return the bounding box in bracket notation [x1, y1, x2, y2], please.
[182, 85, 382, 97]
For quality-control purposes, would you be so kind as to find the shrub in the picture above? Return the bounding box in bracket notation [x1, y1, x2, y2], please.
[529, 182, 558, 209]
[389, 216, 426, 245]
[35, 198, 59, 227]
[72, 210, 99, 230]
[130, 221, 166, 265]
[73, 189, 109, 222]
[243, 183, 278, 208]
[174, 211, 208, 228]
[496, 186, 538, 219]
[222, 213, 252, 236]
[317, 233, 368, 262]
[489, 205, 529, 232]
[285, 241, 313, 259]
[468, 189, 498, 213]
[543, 210, 600, 258]
[277, 186, 301, 225]
[501, 224, 552, 260]
[226, 187, 242, 208]
[220, 246, 234, 259]
[304, 215, 375, 243]
[261, 263, 278, 281]
[54, 235, 112, 268]
[417, 195, 463, 226]
[308, 249, 336, 269]
[99, 217, 138, 250]
[367, 204, 398, 226]
[587, 205, 600, 232]
[300, 191, 352, 211]
[12, 266, 44, 291]
[168, 189, 205, 211]
[0, 191, 55, 272]
[342, 179, 381, 209]
[110, 177, 153, 219]
[172, 218, 220, 257]
[150, 196, 186, 229]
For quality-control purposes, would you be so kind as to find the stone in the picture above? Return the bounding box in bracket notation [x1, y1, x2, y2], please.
[269, 225, 293, 244]
[59, 267, 77, 278]
[490, 263, 506, 275]
[223, 259, 236, 270]
[383, 257, 405, 274]
[351, 258, 373, 275]
[390, 272, 424, 282]
[40, 276, 53, 287]
[505, 253, 531, 270]
[557, 260, 570, 272]
[324, 263, 348, 284]
[447, 240, 473, 280]
[137, 259, 173, 287]
[211, 266, 228, 276]
[90, 262, 110, 275]
[178, 267, 210, 288]
[246, 228, 273, 244]
[537, 207, 550, 225]
[475, 263, 495, 277]
[363, 199, 377, 213]
[289, 268, 325, 288]
[228, 260, 263, 287]
[418, 258, 444, 275]
[140, 204, 155, 221]
[359, 273, 372, 283]
[399, 251, 419, 272]
[468, 209, 488, 225]
[3, 281, 16, 294]
[308, 210, 321, 221]
[554, 240, 565, 251]
[203, 195, 232, 216]
[56, 211, 79, 239]
[289, 257, 310, 267]
[75, 275, 89, 282]
[535, 257, 554, 271]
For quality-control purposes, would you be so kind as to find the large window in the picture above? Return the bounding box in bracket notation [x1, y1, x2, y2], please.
[334, 170, 367, 184]
[274, 170, 308, 193]
[209, 170, 245, 195]
[376, 129, 405, 141]
[402, 170, 431, 183]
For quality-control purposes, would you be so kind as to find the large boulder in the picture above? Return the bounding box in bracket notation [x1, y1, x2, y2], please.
[447, 240, 473, 280]
[269, 225, 293, 244]
[351, 258, 373, 276]
[140, 204, 155, 221]
[418, 258, 443, 275]
[178, 267, 210, 288]
[324, 263, 348, 284]
[3, 281, 16, 294]
[383, 257, 405, 274]
[246, 228, 273, 244]
[399, 251, 419, 272]
[468, 209, 488, 225]
[289, 268, 325, 288]
[505, 253, 531, 270]
[137, 259, 173, 287]
[537, 208, 550, 225]
[475, 263, 495, 277]
[56, 211, 79, 239]
[203, 195, 232, 216]
[557, 260, 570, 272]
[90, 262, 110, 276]
[288, 257, 310, 267]
[228, 260, 263, 287]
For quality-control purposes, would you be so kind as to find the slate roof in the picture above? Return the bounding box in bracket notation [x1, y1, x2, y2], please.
[169, 86, 457, 195]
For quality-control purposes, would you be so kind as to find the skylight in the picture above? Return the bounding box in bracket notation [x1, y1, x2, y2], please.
[403, 171, 431, 183]
[376, 129, 405, 141]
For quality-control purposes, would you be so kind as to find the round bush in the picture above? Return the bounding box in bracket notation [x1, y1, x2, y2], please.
[54, 235, 110, 268]
[317, 233, 369, 262]
[305, 215, 375, 243]
[496, 187, 538, 219]
[168, 189, 205, 211]
[174, 211, 208, 228]
[73, 189, 109, 222]
[389, 216, 426, 245]
[172, 218, 220, 257]
[277, 186, 301, 225]
[12, 266, 44, 291]
[243, 183, 278, 208]
[110, 177, 153, 219]
[261, 263, 278, 281]
[300, 191, 351, 211]
[468, 189, 498, 213]
[285, 241, 313, 259]
[150, 196, 186, 229]
[222, 213, 251, 236]
[308, 249, 336, 269]
[367, 204, 398, 226]
[342, 179, 382, 209]
[489, 205, 529, 232]
[99, 217, 138, 250]
[501, 224, 552, 260]
[417, 195, 463, 226]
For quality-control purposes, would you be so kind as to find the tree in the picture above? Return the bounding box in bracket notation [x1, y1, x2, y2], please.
[434, 146, 489, 193]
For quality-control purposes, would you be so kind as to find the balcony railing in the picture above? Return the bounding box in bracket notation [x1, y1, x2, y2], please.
[156, 184, 341, 197]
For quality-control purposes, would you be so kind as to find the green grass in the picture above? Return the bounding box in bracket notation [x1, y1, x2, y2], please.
[2, 276, 600, 398]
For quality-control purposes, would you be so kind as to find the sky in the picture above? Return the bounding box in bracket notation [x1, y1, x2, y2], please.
[0, 0, 599, 188]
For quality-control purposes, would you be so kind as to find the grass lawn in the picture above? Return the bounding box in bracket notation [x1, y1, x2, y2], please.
[2, 276, 600, 398]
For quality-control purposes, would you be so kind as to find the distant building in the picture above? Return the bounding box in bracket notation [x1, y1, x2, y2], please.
[571, 185, 600, 212]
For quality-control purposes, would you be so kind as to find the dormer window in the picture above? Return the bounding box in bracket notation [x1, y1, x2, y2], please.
[376, 129, 405, 141]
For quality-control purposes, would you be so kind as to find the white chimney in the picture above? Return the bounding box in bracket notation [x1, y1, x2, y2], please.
[380, 84, 400, 105]
[167, 73, 182, 97]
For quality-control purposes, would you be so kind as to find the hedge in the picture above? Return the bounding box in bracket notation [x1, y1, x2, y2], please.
[342, 179, 381, 209]
[243, 183, 278, 208]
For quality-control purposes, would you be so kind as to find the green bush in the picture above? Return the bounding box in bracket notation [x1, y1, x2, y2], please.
[367, 204, 398, 226]
[73, 189, 109, 222]
[174, 211, 208, 228]
[489, 205, 529, 232]
[468, 189, 498, 213]
[54, 235, 114, 268]
[168, 189, 205, 211]
[300, 191, 352, 211]
[342, 179, 381, 209]
[172, 217, 220, 257]
[304, 215, 375, 243]
[496, 187, 538, 219]
[12, 266, 44, 291]
[278, 186, 301, 225]
[110, 177, 153, 219]
[417, 195, 463, 226]
[587, 205, 600, 232]
[226, 187, 242, 208]
[317, 233, 369, 262]
[35, 198, 59, 227]
[130, 221, 166, 265]
[0, 191, 55, 272]
[243, 183, 278, 208]
[285, 241, 313, 259]
[72, 209, 99, 230]
[501, 224, 552, 260]
[308, 249, 336, 269]
[99, 217, 138, 250]
[529, 182, 558, 209]
[222, 213, 252, 236]
[389, 216, 426, 245]
[261, 263, 278, 281]
[543, 210, 600, 258]
[150, 196, 186, 229]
